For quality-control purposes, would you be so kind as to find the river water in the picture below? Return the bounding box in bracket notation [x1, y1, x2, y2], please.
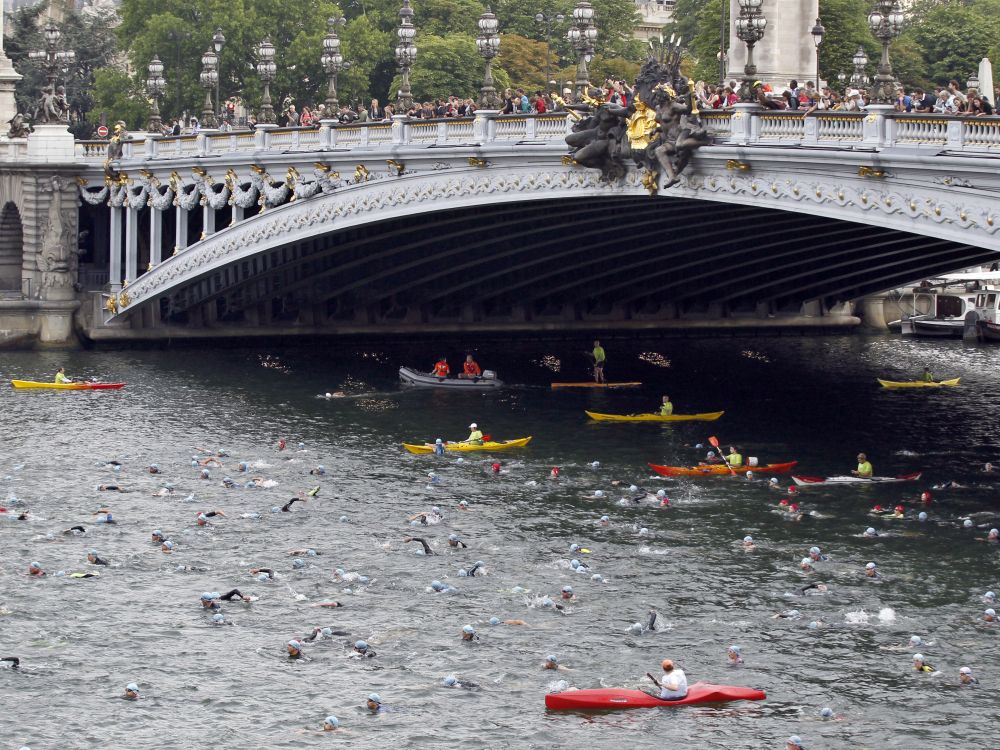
[3, 334, 999, 749]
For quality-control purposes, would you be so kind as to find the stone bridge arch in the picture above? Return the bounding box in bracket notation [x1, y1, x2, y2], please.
[0, 201, 23, 292]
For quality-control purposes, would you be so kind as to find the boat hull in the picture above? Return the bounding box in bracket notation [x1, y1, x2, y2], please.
[586, 410, 724, 422]
[403, 437, 532, 455]
[910, 319, 965, 338]
[544, 683, 766, 711]
[11, 380, 125, 391]
[399, 367, 503, 389]
[551, 382, 642, 389]
[877, 378, 960, 389]
[649, 461, 797, 477]
[977, 319, 1000, 342]
[792, 472, 922, 486]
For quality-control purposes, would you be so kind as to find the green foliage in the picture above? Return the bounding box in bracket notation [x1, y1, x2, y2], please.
[497, 34, 550, 90]
[899, 1, 999, 88]
[89, 68, 149, 131]
[815, 0, 878, 88]
[389, 33, 510, 102]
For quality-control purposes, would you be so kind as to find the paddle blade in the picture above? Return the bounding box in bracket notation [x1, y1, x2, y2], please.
[708, 436, 721, 448]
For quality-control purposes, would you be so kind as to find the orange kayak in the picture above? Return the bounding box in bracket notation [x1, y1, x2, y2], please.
[649, 461, 798, 477]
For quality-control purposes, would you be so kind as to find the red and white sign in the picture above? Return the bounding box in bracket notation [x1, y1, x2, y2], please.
[96, 125, 109, 138]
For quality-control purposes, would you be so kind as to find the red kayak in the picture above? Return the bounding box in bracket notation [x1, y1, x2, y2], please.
[545, 682, 766, 711]
[649, 461, 797, 477]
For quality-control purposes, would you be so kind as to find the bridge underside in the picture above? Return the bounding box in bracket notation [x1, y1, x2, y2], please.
[108, 195, 995, 338]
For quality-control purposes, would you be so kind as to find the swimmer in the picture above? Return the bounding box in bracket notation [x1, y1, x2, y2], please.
[403, 536, 435, 555]
[491, 462, 501, 474]
[460, 625, 479, 642]
[288, 548, 320, 557]
[87, 549, 109, 566]
[303, 626, 348, 642]
[560, 585, 576, 601]
[287, 640, 305, 659]
[442, 674, 480, 690]
[727, 645, 743, 665]
[147, 464, 160, 474]
[278, 439, 286, 451]
[800, 582, 829, 595]
[353, 640, 377, 657]
[983, 608, 996, 623]
[366, 693, 384, 713]
[310, 465, 326, 476]
[862, 527, 879, 538]
[250, 568, 274, 579]
[123, 682, 140, 700]
[542, 654, 570, 671]
[465, 561, 485, 577]
[429, 580, 456, 594]
[703, 450, 722, 464]
[865, 562, 882, 579]
[196, 510, 226, 526]
[311, 601, 344, 609]
[959, 666, 979, 685]
[550, 467, 560, 479]
[808, 546, 826, 562]
[457, 500, 469, 510]
[800, 558, 814, 572]
[490, 616, 528, 626]
[151, 530, 164, 543]
[1, 656, 20, 671]
[161, 540, 174, 553]
[28, 561, 45, 577]
[569, 543, 591, 555]
[920, 491, 932, 505]
[597, 515, 610, 526]
[913, 653, 936, 673]
[786, 737, 805, 750]
[447, 534, 467, 549]
[742, 535, 756, 550]
[772, 609, 801, 620]
[221, 477, 236, 488]
[322, 715, 341, 731]
[97, 485, 125, 492]
[62, 525, 86, 535]
[984, 591, 997, 605]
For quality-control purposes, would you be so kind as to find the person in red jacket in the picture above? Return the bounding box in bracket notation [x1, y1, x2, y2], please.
[460, 354, 482, 379]
[431, 357, 450, 377]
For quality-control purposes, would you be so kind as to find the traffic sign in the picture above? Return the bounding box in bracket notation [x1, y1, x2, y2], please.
[96, 125, 109, 138]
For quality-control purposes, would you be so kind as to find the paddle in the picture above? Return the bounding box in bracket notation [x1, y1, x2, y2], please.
[645, 672, 661, 688]
[708, 436, 736, 476]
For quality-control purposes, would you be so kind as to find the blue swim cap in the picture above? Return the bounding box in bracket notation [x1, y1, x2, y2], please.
[292, 559, 305, 569]
[570, 543, 580, 552]
[820, 707, 833, 718]
[239, 461, 249, 471]
[152, 529, 162, 536]
[89, 548, 97, 556]
[298, 442, 305, 448]
[197, 513, 208, 522]
[743, 535, 753, 543]
[317, 465, 325, 471]
[358, 575, 369, 585]
[918, 512, 928, 521]
[200, 469, 209, 476]
[339, 515, 348, 523]
[545, 654, 557, 663]
[126, 682, 138, 692]
[729, 645, 741, 654]
[788, 736, 803, 747]
[540, 596, 554, 608]
[561, 585, 573, 594]
[321, 627, 333, 637]
[162, 541, 173, 549]
[201, 592, 214, 601]
[30, 561, 40, 568]
[448, 534, 458, 541]
[324, 715, 339, 728]
[570, 559, 580, 569]
[288, 640, 302, 650]
[462, 625, 475, 634]
[307, 549, 317, 556]
[489, 616, 501, 625]
[431, 580, 445, 591]
[443, 675, 457, 686]
[368, 693, 381, 703]
[212, 613, 224, 624]
[210, 592, 221, 599]
[809, 546, 820, 555]
[105, 514, 113, 521]
[355, 640, 368, 650]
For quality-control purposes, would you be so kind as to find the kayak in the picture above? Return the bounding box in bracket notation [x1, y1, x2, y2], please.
[586, 410, 724, 422]
[649, 461, 797, 477]
[399, 367, 503, 389]
[545, 683, 766, 711]
[792, 472, 922, 486]
[11, 380, 125, 391]
[403, 437, 532, 454]
[551, 382, 642, 389]
[878, 377, 960, 389]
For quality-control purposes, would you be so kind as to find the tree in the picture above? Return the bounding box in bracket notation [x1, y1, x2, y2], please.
[497, 34, 550, 90]
[899, 1, 999, 87]
[390, 33, 511, 102]
[815, 0, 878, 88]
[89, 69, 149, 130]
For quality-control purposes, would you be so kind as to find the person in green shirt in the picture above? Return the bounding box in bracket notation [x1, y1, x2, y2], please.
[591, 340, 606, 384]
[54, 367, 72, 384]
[465, 422, 484, 445]
[660, 396, 673, 416]
[725, 445, 743, 467]
[919, 367, 935, 383]
[852, 453, 873, 477]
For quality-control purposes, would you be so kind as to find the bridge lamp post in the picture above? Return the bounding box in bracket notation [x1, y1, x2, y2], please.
[145, 57, 166, 134]
[256, 38, 277, 124]
[735, 0, 766, 103]
[199, 48, 219, 128]
[851, 47, 869, 89]
[395, 0, 417, 112]
[810, 17, 825, 89]
[476, 7, 501, 109]
[867, 0, 904, 104]
[321, 17, 346, 111]
[534, 12, 564, 92]
[28, 22, 75, 92]
[967, 72, 980, 95]
[212, 29, 226, 124]
[568, 1, 596, 103]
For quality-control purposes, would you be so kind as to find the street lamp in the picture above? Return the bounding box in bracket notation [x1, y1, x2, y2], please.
[395, 0, 417, 112]
[967, 72, 980, 94]
[212, 28, 226, 123]
[534, 12, 564, 92]
[199, 48, 218, 128]
[321, 16, 346, 111]
[851, 46, 869, 88]
[27, 21, 75, 106]
[735, 0, 766, 103]
[867, 0, 904, 104]
[476, 6, 501, 109]
[256, 37, 277, 124]
[145, 56, 166, 133]
[568, 1, 596, 103]
[718, 0, 728, 85]
[810, 17, 825, 89]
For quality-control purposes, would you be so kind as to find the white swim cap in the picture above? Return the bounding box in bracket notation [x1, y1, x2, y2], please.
[964, 519, 974, 527]
[745, 471, 753, 478]
[594, 490, 604, 497]
[809, 546, 821, 555]
[865, 527, 876, 535]
[908, 635, 921, 646]
[866, 562, 877, 569]
[918, 512, 927, 521]
[469, 423, 477, 429]
[820, 707, 833, 718]
[656, 489, 665, 497]
[960, 666, 972, 675]
[985, 608, 996, 616]
[800, 558, 812, 566]
[628, 485, 638, 493]
[744, 535, 753, 543]
[770, 478, 779, 484]
[985, 591, 997, 601]
[324, 715, 339, 728]
[591, 461, 600, 468]
[913, 653, 924, 661]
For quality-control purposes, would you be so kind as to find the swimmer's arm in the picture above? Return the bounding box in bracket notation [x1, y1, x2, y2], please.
[457, 540, 468, 548]
[219, 588, 246, 601]
[251, 568, 274, 577]
[312, 601, 343, 608]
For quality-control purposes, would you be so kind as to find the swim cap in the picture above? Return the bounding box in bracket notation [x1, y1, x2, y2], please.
[638, 527, 648, 535]
[443, 675, 458, 686]
[462, 625, 475, 635]
[628, 485, 638, 493]
[991, 528, 999, 535]
[780, 499, 789, 507]
[695, 443, 703, 449]
[895, 505, 904, 513]
[591, 573, 604, 582]
[540, 596, 554, 608]
[197, 513, 208, 522]
[594, 490, 604, 498]
[570, 559, 580, 569]
[600, 515, 609, 522]
[788, 736, 803, 747]
[908, 635, 922, 646]
[297, 442, 304, 448]
[448, 534, 459, 541]
[546, 655, 557, 663]
[458, 568, 468, 577]
[986, 608, 996, 616]
[200, 469, 209, 477]
[801, 558, 812, 567]
[746, 471, 753, 478]
[201, 592, 214, 601]
[153, 529, 162, 536]
[570, 543, 580, 552]
[358, 575, 369, 585]
[960, 666, 972, 675]
[292, 559, 305, 569]
[489, 617, 501, 625]
[728, 645, 741, 654]
[162, 541, 174, 550]
[335, 568, 345, 577]
[270, 506, 280, 513]
[368, 693, 381, 704]
[459, 500, 469, 508]
[913, 653, 924, 661]
[212, 613, 224, 624]
[809, 546, 820, 555]
[657, 489, 666, 497]
[475, 560, 484, 568]
[661, 658, 673, 670]
[340, 516, 348, 523]
[964, 519, 974, 528]
[321, 627, 333, 638]
[865, 527, 876, 535]
[770, 478, 778, 485]
[89, 548, 98, 556]
[591, 461, 600, 468]
[743, 535, 753, 543]
[257, 573, 269, 582]
[307, 549, 317, 556]
[431, 506, 441, 514]
[561, 586, 573, 594]
[986, 591, 996, 601]
[628, 623, 642, 634]
[469, 423, 477, 429]
[918, 512, 927, 521]
[323, 716, 339, 728]
[866, 562, 877, 569]
[435, 438, 443, 444]
[808, 621, 820, 629]
[355, 640, 368, 650]
[288, 640, 303, 651]
[126, 682, 138, 692]
[431, 580, 445, 591]
[820, 707, 833, 718]
[456, 457, 464, 463]
[707, 451, 715, 457]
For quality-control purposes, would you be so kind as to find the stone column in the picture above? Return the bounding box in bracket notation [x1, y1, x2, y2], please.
[175, 206, 188, 254]
[231, 204, 244, 227]
[125, 206, 138, 283]
[0, 4, 22, 128]
[202, 203, 215, 239]
[727, 0, 817, 88]
[109, 206, 122, 291]
[149, 207, 163, 267]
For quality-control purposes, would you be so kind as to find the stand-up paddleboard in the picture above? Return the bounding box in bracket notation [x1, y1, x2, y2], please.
[551, 382, 642, 389]
[792, 472, 922, 486]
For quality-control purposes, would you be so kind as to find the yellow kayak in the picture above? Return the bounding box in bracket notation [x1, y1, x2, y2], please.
[877, 377, 960, 389]
[586, 410, 724, 422]
[11, 380, 126, 391]
[403, 437, 533, 455]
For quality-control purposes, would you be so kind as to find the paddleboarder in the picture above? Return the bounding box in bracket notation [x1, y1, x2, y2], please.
[591, 340, 606, 383]
[852, 453, 873, 478]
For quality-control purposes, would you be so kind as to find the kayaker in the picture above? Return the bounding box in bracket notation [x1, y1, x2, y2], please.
[430, 357, 450, 378]
[919, 367, 935, 383]
[852, 453, 873, 478]
[651, 658, 688, 700]
[465, 423, 484, 445]
[459, 355, 482, 379]
[591, 340, 606, 384]
[725, 446, 743, 467]
[54, 367, 72, 384]
[660, 396, 673, 416]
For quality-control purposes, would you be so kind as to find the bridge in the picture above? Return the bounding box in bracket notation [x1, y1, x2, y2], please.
[3, 107, 1000, 345]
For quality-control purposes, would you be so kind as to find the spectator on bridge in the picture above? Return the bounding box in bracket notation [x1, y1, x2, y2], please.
[721, 86, 737, 108]
[787, 80, 800, 110]
[170, 119, 181, 136]
[894, 87, 913, 113]
[533, 92, 547, 113]
[338, 105, 358, 123]
[382, 104, 395, 120]
[947, 80, 967, 108]
[913, 88, 936, 113]
[933, 90, 958, 115]
[300, 106, 315, 127]
[368, 99, 382, 120]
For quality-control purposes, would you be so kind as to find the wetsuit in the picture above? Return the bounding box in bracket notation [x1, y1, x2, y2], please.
[646, 611, 658, 631]
[1, 656, 19, 670]
[219, 589, 246, 601]
[467, 562, 484, 576]
[282, 498, 303, 512]
[405, 537, 434, 555]
[89, 556, 109, 566]
[252, 568, 274, 578]
[448, 538, 468, 549]
[64, 525, 86, 535]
